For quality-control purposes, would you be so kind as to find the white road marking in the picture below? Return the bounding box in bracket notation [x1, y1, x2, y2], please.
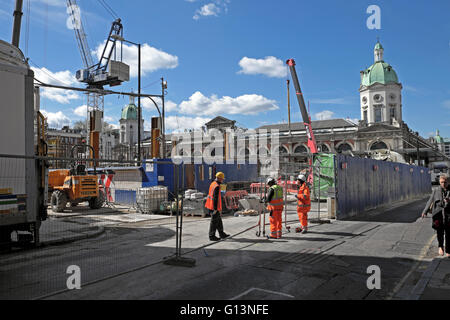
[229, 287, 295, 300]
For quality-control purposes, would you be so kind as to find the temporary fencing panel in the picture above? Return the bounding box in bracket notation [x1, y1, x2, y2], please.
[335, 155, 431, 220]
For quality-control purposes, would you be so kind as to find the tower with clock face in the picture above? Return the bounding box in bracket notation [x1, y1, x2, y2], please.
[359, 41, 403, 127]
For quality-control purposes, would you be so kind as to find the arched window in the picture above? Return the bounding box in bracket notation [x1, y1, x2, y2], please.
[370, 141, 388, 150]
[278, 146, 289, 155]
[336, 143, 353, 154]
[319, 144, 330, 152]
[294, 145, 308, 154]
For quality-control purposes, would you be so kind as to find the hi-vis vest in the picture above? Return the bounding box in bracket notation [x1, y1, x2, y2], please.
[267, 184, 284, 213]
[297, 183, 311, 212]
[205, 180, 222, 212]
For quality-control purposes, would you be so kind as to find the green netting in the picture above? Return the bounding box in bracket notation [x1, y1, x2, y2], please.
[312, 153, 335, 200]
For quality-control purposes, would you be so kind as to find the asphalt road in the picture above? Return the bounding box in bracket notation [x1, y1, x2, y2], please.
[0, 197, 438, 300]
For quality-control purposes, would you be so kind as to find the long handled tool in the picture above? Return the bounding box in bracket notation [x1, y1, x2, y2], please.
[284, 172, 291, 233]
[263, 181, 267, 237]
[256, 178, 263, 237]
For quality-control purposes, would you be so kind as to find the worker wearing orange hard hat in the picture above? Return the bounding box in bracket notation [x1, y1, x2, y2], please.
[295, 174, 311, 234]
[205, 172, 230, 241]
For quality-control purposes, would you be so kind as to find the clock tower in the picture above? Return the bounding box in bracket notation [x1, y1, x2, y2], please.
[359, 41, 403, 127]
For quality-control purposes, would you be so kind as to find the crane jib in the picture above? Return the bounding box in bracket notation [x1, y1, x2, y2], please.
[286, 58, 318, 154]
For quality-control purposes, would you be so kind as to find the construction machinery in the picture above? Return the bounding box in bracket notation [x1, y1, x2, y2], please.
[286, 59, 318, 155]
[286, 59, 318, 185]
[48, 145, 104, 212]
[66, 0, 129, 161]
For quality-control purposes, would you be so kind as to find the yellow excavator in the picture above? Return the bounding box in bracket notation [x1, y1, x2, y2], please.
[48, 145, 104, 212]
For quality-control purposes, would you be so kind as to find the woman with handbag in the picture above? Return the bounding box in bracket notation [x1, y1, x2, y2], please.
[422, 174, 450, 257]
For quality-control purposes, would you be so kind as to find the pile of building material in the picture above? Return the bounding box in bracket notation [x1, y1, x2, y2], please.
[234, 209, 258, 216]
[184, 189, 205, 200]
[182, 189, 207, 217]
[136, 186, 168, 214]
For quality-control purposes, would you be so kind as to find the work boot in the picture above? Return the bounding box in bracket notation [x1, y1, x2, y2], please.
[209, 236, 221, 241]
[220, 233, 230, 239]
[301, 227, 308, 234]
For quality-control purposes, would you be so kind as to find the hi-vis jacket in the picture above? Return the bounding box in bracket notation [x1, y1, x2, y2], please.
[297, 183, 311, 213]
[267, 184, 284, 213]
[205, 180, 222, 212]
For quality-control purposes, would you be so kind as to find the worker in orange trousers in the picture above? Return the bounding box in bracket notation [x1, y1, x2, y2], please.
[295, 174, 311, 234]
[266, 177, 284, 239]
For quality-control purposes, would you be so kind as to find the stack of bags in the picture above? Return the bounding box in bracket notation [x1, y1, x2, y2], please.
[184, 189, 205, 200]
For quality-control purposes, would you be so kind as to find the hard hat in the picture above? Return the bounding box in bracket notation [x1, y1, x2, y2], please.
[297, 174, 306, 182]
[216, 172, 225, 179]
[267, 177, 275, 185]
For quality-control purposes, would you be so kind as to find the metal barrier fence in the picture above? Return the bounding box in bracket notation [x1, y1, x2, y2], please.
[1, 151, 432, 298]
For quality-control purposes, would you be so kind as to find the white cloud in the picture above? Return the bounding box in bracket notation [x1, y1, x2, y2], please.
[164, 100, 178, 113]
[142, 97, 178, 113]
[165, 116, 211, 133]
[178, 91, 279, 116]
[238, 56, 287, 78]
[41, 110, 71, 129]
[93, 41, 178, 78]
[104, 116, 116, 123]
[314, 110, 335, 120]
[194, 3, 220, 19]
[32, 67, 80, 104]
[73, 105, 91, 117]
[193, 0, 229, 20]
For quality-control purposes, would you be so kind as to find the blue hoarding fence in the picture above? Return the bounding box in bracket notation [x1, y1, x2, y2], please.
[335, 155, 431, 220]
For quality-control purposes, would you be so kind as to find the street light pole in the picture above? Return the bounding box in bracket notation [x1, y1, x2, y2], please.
[138, 43, 141, 163]
[161, 77, 166, 158]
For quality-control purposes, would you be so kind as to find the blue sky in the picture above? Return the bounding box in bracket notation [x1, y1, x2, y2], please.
[1, 0, 449, 137]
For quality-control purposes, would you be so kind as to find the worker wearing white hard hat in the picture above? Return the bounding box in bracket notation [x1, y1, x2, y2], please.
[295, 174, 311, 234]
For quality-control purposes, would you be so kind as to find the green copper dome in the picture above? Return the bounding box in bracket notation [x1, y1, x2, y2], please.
[361, 61, 399, 86]
[435, 130, 443, 143]
[121, 103, 138, 120]
[374, 41, 383, 50]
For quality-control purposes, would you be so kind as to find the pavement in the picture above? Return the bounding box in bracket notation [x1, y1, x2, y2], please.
[38, 199, 328, 247]
[2, 196, 449, 300]
[37, 203, 171, 246]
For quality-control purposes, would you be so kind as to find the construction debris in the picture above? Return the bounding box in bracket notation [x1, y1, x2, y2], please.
[234, 209, 258, 216]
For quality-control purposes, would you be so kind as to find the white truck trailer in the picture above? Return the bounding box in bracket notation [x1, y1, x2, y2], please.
[0, 39, 47, 248]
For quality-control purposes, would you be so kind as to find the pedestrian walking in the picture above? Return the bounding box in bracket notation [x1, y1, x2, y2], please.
[265, 177, 284, 239]
[205, 172, 230, 241]
[422, 174, 450, 257]
[295, 174, 311, 234]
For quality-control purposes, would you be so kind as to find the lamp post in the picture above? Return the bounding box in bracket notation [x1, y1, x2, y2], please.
[112, 35, 142, 163]
[112, 34, 167, 162]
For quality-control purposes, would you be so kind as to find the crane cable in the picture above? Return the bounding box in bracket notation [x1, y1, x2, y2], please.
[96, 0, 119, 20]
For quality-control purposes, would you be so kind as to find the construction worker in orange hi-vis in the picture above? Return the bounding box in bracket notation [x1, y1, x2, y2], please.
[295, 174, 311, 234]
[205, 172, 230, 241]
[265, 177, 284, 239]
